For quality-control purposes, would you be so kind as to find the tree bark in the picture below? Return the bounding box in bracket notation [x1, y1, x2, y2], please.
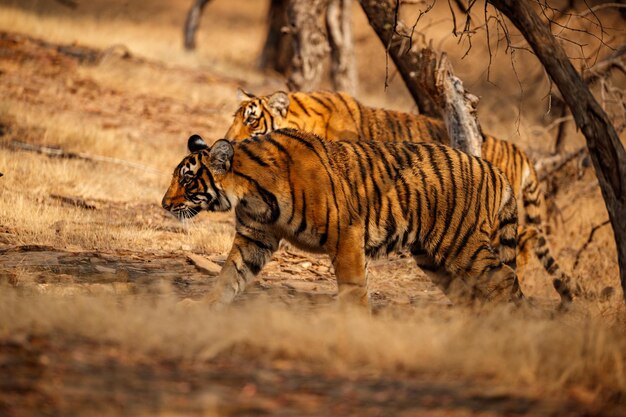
[183, 0, 212, 50]
[286, 0, 330, 91]
[358, 0, 482, 156]
[258, 0, 293, 75]
[357, 0, 442, 119]
[436, 54, 483, 157]
[488, 0, 626, 303]
[326, 0, 357, 94]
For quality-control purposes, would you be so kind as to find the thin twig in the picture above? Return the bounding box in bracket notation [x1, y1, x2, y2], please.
[573, 220, 611, 269]
[579, 3, 626, 17]
[536, 147, 586, 182]
[4, 140, 164, 175]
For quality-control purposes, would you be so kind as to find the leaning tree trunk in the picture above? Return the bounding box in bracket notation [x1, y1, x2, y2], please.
[258, 0, 293, 75]
[326, 0, 357, 94]
[358, 0, 483, 157]
[286, 0, 330, 91]
[488, 0, 626, 303]
[358, 0, 441, 119]
[183, 0, 212, 50]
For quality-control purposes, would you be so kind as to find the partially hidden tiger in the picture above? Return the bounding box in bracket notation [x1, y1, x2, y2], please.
[162, 129, 523, 309]
[224, 89, 576, 305]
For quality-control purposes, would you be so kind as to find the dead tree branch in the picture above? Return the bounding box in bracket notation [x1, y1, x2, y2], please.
[488, 0, 626, 303]
[579, 3, 626, 17]
[436, 54, 483, 156]
[359, 0, 482, 156]
[5, 140, 163, 175]
[536, 147, 586, 182]
[573, 220, 611, 270]
[582, 43, 626, 85]
[358, 0, 442, 118]
[552, 43, 625, 153]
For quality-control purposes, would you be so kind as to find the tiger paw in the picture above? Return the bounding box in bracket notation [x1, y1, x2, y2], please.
[176, 298, 202, 310]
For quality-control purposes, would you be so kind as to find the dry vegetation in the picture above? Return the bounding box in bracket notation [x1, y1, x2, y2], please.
[0, 0, 625, 416]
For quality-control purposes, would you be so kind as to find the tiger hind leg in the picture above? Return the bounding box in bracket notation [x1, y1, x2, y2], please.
[412, 248, 474, 306]
[516, 225, 539, 280]
[468, 196, 524, 304]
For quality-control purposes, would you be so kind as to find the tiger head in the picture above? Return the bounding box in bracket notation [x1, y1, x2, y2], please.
[224, 89, 290, 140]
[161, 135, 235, 219]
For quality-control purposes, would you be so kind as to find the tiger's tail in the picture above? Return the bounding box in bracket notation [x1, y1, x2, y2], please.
[520, 163, 576, 306]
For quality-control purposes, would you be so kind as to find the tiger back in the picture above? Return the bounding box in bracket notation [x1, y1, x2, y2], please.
[162, 129, 523, 308]
[225, 89, 575, 306]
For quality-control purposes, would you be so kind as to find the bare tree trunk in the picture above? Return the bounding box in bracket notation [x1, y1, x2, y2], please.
[326, 0, 357, 94]
[259, 0, 293, 74]
[287, 0, 330, 91]
[183, 0, 212, 50]
[357, 0, 442, 119]
[358, 0, 482, 156]
[488, 0, 626, 303]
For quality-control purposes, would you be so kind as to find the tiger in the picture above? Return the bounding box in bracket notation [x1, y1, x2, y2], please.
[224, 89, 576, 306]
[162, 129, 524, 309]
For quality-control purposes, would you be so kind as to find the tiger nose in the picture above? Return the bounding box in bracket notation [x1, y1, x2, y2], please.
[161, 197, 173, 211]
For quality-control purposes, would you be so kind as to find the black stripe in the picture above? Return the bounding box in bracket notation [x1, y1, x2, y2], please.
[287, 180, 297, 224]
[335, 93, 359, 130]
[431, 147, 457, 256]
[385, 111, 397, 138]
[292, 95, 311, 117]
[499, 215, 517, 228]
[265, 136, 293, 161]
[319, 203, 330, 246]
[239, 143, 270, 167]
[356, 101, 368, 138]
[238, 232, 275, 251]
[309, 94, 333, 112]
[233, 170, 280, 223]
[500, 237, 516, 247]
[296, 191, 307, 235]
[230, 257, 244, 277]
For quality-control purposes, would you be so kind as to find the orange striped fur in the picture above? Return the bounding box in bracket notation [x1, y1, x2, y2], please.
[224, 90, 575, 305]
[162, 130, 524, 308]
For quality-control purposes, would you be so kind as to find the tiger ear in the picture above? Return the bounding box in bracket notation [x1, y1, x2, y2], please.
[267, 91, 289, 118]
[209, 139, 234, 175]
[188, 134, 209, 153]
[236, 88, 256, 102]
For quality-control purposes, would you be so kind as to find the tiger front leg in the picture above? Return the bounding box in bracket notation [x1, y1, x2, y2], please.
[203, 230, 279, 306]
[329, 226, 369, 309]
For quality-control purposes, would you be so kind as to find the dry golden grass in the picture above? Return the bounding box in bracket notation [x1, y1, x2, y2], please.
[1, 290, 625, 398]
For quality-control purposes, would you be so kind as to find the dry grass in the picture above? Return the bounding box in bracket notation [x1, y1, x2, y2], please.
[1, 290, 625, 399]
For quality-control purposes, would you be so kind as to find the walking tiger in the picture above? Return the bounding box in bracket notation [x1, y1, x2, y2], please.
[162, 130, 524, 308]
